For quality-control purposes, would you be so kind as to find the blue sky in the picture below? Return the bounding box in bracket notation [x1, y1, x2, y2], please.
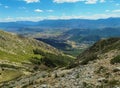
[0, 0, 120, 22]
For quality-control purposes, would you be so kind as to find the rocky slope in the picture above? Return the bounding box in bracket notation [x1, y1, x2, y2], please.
[0, 38, 120, 88]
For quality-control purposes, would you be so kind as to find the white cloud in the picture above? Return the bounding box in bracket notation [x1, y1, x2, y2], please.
[46, 10, 54, 12]
[1, 13, 120, 22]
[16, 16, 43, 21]
[4, 6, 9, 8]
[47, 14, 120, 20]
[0, 17, 14, 22]
[0, 3, 2, 6]
[53, 0, 106, 4]
[85, 0, 97, 4]
[24, 0, 40, 3]
[0, 16, 43, 22]
[6, 17, 14, 20]
[34, 9, 43, 13]
[112, 9, 120, 13]
[105, 10, 110, 12]
[116, 3, 120, 6]
[53, 0, 84, 3]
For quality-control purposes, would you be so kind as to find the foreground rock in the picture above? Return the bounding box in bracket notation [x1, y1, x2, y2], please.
[0, 38, 120, 88]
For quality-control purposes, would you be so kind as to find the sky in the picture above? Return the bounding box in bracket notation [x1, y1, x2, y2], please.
[0, 0, 120, 22]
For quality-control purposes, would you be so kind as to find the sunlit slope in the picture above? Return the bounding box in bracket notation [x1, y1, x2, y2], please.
[0, 30, 62, 62]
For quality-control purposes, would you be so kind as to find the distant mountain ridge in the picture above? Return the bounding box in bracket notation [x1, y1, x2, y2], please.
[0, 17, 120, 30]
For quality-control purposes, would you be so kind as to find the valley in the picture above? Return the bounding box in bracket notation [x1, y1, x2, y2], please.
[0, 18, 120, 88]
[1, 18, 120, 56]
[0, 0, 120, 87]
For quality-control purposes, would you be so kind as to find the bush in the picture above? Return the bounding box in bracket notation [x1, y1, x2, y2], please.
[96, 66, 108, 74]
[76, 73, 80, 78]
[41, 56, 56, 67]
[82, 82, 94, 88]
[0, 64, 20, 69]
[110, 55, 120, 64]
[33, 49, 74, 67]
[66, 61, 78, 69]
[107, 79, 120, 87]
[81, 54, 98, 65]
[33, 49, 45, 55]
[41, 53, 73, 67]
[30, 57, 42, 65]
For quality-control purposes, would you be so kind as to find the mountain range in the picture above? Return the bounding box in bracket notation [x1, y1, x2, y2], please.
[0, 17, 120, 87]
[0, 17, 120, 32]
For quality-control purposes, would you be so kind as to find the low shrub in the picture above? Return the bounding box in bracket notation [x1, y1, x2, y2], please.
[110, 55, 120, 64]
[32, 49, 74, 67]
[80, 54, 98, 65]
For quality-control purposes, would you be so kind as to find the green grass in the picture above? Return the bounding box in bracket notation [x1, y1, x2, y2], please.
[0, 30, 75, 84]
[80, 54, 99, 65]
[110, 55, 120, 64]
[63, 48, 84, 57]
[0, 69, 22, 83]
[0, 30, 75, 69]
[0, 30, 62, 63]
[0, 50, 42, 62]
[32, 49, 74, 67]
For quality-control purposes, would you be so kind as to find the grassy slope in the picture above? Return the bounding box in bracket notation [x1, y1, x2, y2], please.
[0, 30, 62, 63]
[0, 30, 74, 83]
